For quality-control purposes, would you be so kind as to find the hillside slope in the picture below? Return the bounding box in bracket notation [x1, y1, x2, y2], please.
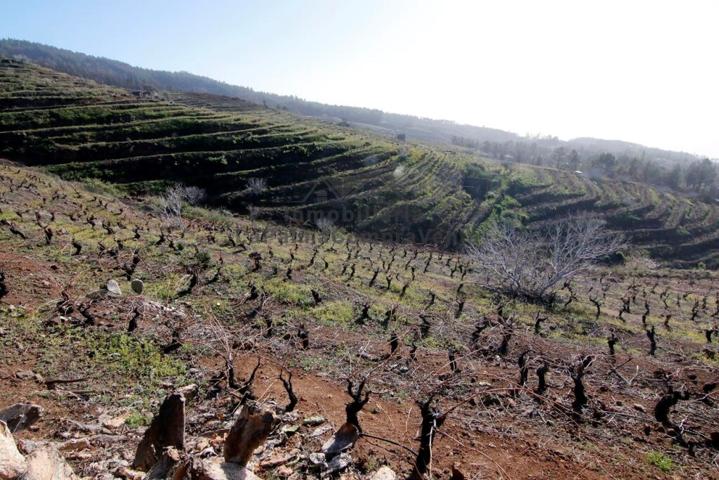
[1, 58, 719, 266]
[6, 37, 709, 168]
[0, 38, 521, 145]
[1, 161, 718, 478]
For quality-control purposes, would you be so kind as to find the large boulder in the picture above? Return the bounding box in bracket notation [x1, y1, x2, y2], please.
[0, 420, 26, 479]
[0, 403, 43, 432]
[22, 445, 78, 480]
[192, 458, 260, 480]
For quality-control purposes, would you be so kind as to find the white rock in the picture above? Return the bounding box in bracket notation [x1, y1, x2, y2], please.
[321, 423, 358, 455]
[15, 370, 37, 380]
[0, 420, 27, 479]
[99, 410, 130, 430]
[370, 466, 397, 480]
[193, 457, 260, 480]
[309, 424, 332, 437]
[302, 415, 325, 426]
[23, 445, 79, 480]
[106, 279, 122, 296]
[325, 452, 351, 473]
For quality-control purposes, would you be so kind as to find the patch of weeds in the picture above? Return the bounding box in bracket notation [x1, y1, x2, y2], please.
[193, 248, 213, 270]
[358, 454, 382, 474]
[88, 333, 186, 385]
[144, 273, 184, 301]
[0, 211, 19, 221]
[206, 298, 233, 319]
[646, 451, 674, 473]
[261, 278, 312, 306]
[81, 177, 123, 197]
[296, 353, 333, 372]
[125, 410, 150, 428]
[310, 300, 354, 326]
[420, 335, 443, 349]
[183, 205, 234, 227]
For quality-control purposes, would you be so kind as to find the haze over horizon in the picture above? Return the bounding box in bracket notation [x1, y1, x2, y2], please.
[2, 0, 718, 158]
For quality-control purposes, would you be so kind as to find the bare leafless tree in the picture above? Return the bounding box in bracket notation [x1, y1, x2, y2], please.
[159, 185, 206, 227]
[467, 217, 623, 304]
[246, 177, 267, 194]
[186, 310, 253, 390]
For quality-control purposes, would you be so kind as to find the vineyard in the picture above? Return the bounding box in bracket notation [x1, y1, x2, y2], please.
[1, 59, 719, 268]
[0, 156, 718, 478]
[0, 59, 718, 478]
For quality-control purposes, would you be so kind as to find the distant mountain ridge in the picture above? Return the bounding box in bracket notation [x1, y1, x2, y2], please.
[0, 38, 705, 164]
[0, 39, 517, 144]
[567, 137, 698, 165]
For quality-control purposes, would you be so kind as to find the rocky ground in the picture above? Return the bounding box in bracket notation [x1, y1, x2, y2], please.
[1, 161, 718, 479]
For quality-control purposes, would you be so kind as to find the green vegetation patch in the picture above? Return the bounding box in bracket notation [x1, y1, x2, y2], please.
[310, 300, 355, 326]
[646, 451, 675, 473]
[87, 333, 186, 381]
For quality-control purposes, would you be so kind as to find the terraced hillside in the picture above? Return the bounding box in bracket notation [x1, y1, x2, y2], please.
[0, 58, 476, 247]
[2, 58, 719, 267]
[474, 163, 719, 268]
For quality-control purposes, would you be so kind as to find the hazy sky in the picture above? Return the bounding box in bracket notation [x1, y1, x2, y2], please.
[3, 0, 718, 157]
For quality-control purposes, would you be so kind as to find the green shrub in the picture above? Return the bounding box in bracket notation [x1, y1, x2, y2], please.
[194, 249, 212, 269]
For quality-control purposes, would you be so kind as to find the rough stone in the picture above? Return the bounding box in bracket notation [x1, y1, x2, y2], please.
[192, 458, 260, 480]
[99, 410, 130, 430]
[370, 466, 397, 480]
[114, 466, 144, 480]
[302, 415, 325, 426]
[309, 424, 332, 438]
[15, 370, 38, 381]
[276, 465, 294, 478]
[58, 438, 92, 452]
[259, 450, 297, 469]
[279, 424, 299, 436]
[0, 403, 43, 432]
[0, 420, 27, 479]
[325, 452, 352, 473]
[106, 279, 122, 296]
[130, 279, 144, 294]
[23, 445, 79, 480]
[175, 383, 199, 402]
[321, 422, 359, 456]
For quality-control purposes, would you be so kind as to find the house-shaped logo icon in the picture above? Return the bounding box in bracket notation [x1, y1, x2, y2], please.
[300, 178, 347, 204]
